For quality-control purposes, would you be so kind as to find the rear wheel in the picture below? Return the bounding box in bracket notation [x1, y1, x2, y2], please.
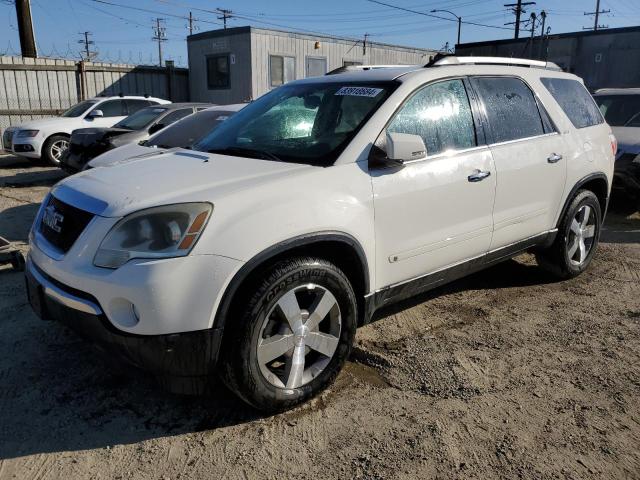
[43, 134, 69, 165]
[536, 189, 602, 279]
[219, 257, 357, 412]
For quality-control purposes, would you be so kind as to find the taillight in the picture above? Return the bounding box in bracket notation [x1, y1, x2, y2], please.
[609, 133, 617, 157]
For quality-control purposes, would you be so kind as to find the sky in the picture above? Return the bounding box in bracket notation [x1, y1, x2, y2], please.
[1, 0, 640, 67]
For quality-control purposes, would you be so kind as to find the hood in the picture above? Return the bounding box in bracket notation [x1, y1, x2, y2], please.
[54, 150, 310, 217]
[87, 142, 156, 168]
[12, 117, 78, 131]
[110, 129, 148, 147]
[70, 127, 132, 147]
[612, 126, 640, 155]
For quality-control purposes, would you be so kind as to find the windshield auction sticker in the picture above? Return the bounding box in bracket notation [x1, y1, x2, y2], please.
[335, 87, 383, 97]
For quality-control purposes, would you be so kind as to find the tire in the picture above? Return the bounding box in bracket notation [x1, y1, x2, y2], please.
[42, 134, 70, 166]
[536, 189, 602, 279]
[10, 252, 25, 272]
[219, 257, 358, 412]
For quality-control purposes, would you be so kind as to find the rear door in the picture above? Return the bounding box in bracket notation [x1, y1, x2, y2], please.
[371, 78, 496, 288]
[471, 76, 567, 250]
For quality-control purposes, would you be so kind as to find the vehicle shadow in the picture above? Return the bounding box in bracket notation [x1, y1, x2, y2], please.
[0, 169, 66, 188]
[0, 203, 41, 243]
[0, 274, 264, 460]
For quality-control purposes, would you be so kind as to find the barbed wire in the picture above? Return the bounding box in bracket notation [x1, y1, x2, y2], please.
[1, 40, 187, 67]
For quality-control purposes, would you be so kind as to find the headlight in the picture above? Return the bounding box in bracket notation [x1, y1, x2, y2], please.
[16, 129, 39, 138]
[93, 203, 213, 269]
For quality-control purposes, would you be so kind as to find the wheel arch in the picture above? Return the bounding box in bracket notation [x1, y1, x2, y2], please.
[42, 132, 71, 154]
[557, 172, 609, 227]
[213, 231, 371, 332]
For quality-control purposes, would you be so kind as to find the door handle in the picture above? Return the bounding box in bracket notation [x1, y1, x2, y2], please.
[468, 169, 491, 182]
[547, 153, 563, 163]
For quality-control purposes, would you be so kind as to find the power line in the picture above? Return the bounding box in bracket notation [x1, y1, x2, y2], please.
[365, 0, 513, 31]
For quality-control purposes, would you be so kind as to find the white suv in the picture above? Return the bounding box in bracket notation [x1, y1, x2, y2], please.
[3, 95, 169, 165]
[25, 57, 615, 412]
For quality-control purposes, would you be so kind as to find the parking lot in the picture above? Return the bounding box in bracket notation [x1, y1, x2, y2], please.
[1, 153, 639, 479]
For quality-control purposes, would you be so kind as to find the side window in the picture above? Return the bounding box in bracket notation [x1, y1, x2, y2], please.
[160, 109, 193, 126]
[126, 99, 152, 115]
[473, 77, 545, 143]
[387, 79, 476, 156]
[96, 100, 126, 117]
[541, 78, 604, 129]
[207, 54, 230, 90]
[270, 55, 295, 87]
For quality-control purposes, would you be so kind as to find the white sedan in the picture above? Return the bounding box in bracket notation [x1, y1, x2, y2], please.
[3, 95, 169, 165]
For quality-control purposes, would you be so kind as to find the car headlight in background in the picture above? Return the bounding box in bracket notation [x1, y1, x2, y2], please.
[16, 129, 39, 138]
[94, 202, 213, 269]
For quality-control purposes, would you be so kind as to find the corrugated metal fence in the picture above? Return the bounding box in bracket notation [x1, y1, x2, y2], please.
[0, 55, 189, 149]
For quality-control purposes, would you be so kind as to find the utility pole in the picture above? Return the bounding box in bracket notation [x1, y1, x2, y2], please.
[152, 18, 166, 67]
[538, 10, 547, 59]
[14, 0, 37, 58]
[529, 12, 537, 58]
[216, 8, 233, 29]
[584, 0, 610, 31]
[189, 11, 194, 36]
[363, 33, 369, 56]
[78, 31, 96, 61]
[504, 0, 536, 39]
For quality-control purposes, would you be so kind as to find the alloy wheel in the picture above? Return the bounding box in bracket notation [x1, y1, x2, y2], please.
[566, 204, 597, 266]
[257, 284, 341, 390]
[50, 139, 69, 161]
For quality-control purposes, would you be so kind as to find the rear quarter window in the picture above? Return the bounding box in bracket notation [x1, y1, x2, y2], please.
[540, 78, 604, 129]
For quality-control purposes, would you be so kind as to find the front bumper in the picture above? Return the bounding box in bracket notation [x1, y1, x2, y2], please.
[26, 256, 224, 392]
[11, 137, 43, 159]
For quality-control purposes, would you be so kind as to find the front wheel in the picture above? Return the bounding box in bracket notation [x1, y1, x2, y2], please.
[536, 189, 602, 279]
[43, 134, 69, 165]
[219, 257, 358, 412]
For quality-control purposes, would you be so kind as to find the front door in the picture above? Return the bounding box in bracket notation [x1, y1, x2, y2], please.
[371, 78, 496, 289]
[470, 76, 568, 250]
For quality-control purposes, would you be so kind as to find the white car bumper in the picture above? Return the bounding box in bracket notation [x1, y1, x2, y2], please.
[11, 136, 44, 159]
[27, 215, 242, 336]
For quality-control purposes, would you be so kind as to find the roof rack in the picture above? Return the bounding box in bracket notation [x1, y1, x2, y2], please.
[326, 64, 417, 75]
[426, 55, 562, 71]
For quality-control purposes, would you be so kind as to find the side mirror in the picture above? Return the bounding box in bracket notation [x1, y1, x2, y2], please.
[386, 131, 427, 164]
[88, 109, 104, 119]
[148, 123, 165, 135]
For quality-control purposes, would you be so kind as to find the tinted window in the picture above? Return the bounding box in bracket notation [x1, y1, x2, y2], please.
[387, 79, 476, 156]
[194, 82, 395, 165]
[474, 77, 545, 143]
[270, 55, 295, 87]
[207, 54, 230, 89]
[541, 78, 604, 129]
[126, 99, 153, 115]
[593, 94, 640, 127]
[96, 100, 126, 117]
[114, 107, 166, 130]
[159, 108, 193, 127]
[148, 110, 238, 148]
[62, 100, 98, 118]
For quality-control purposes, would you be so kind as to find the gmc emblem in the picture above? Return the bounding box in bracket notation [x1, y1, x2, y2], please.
[42, 204, 64, 233]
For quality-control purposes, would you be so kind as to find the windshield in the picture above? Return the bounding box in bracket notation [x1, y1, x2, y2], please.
[147, 109, 239, 148]
[115, 107, 167, 130]
[594, 95, 640, 127]
[193, 82, 396, 165]
[61, 100, 98, 118]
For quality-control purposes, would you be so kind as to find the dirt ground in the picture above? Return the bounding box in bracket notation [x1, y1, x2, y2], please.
[1, 154, 639, 479]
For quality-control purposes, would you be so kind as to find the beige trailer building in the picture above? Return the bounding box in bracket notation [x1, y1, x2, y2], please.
[187, 26, 436, 104]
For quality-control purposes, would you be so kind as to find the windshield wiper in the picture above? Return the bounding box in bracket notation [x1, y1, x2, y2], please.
[206, 146, 282, 162]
